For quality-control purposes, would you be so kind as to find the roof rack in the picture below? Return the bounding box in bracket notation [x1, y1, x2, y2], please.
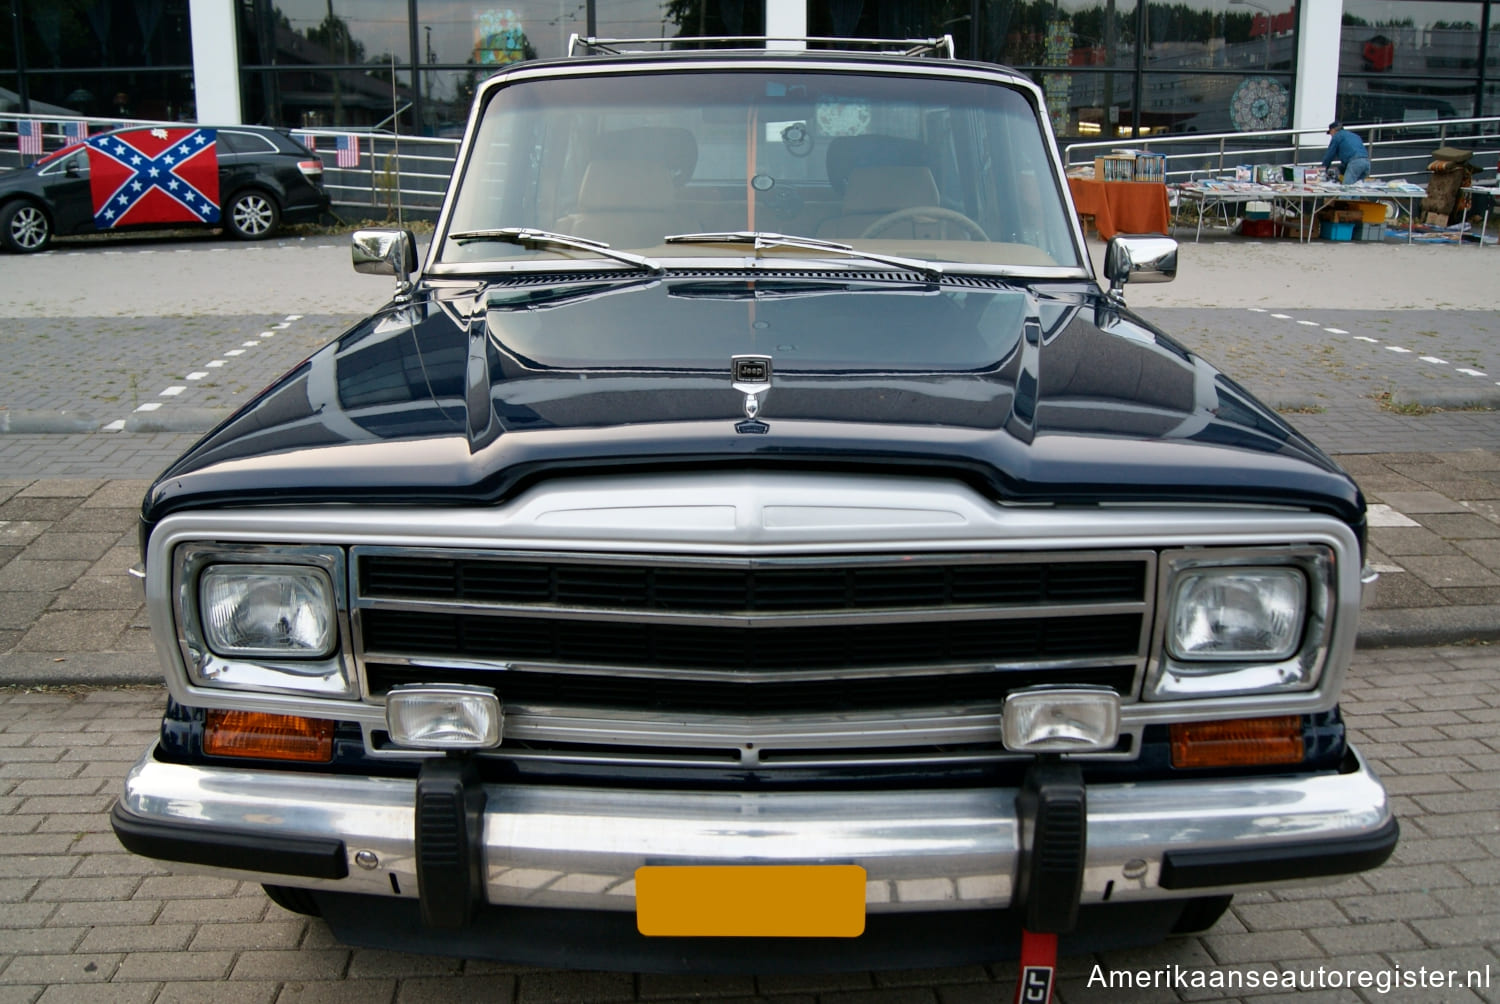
[566, 35, 956, 60]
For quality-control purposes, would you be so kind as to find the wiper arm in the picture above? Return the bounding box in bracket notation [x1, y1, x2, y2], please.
[447, 227, 663, 275]
[663, 231, 943, 280]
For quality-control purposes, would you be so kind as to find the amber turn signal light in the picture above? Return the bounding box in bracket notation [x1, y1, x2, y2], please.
[203, 709, 336, 762]
[1170, 716, 1304, 769]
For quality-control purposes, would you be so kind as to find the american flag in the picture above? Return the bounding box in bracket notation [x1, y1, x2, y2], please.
[87, 127, 221, 229]
[292, 131, 317, 151]
[63, 121, 89, 143]
[17, 119, 44, 156]
[336, 133, 359, 167]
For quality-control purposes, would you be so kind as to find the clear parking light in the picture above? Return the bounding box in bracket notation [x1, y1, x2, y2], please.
[1001, 687, 1121, 753]
[386, 685, 503, 750]
[200, 564, 337, 658]
[1167, 567, 1306, 662]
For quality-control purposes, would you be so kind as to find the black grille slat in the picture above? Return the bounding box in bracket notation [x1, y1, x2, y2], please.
[362, 610, 1142, 672]
[359, 556, 1148, 613]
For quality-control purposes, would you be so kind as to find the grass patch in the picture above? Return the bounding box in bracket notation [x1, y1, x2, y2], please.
[1277, 404, 1326, 415]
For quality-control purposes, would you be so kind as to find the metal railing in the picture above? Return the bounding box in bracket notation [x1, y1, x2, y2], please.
[0, 114, 461, 221]
[287, 128, 459, 220]
[1063, 116, 1500, 185]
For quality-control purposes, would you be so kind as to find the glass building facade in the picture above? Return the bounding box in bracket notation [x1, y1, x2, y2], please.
[1, 0, 1495, 141]
[2, 0, 197, 121]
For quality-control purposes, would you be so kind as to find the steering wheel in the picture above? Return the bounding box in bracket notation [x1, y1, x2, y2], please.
[860, 206, 989, 241]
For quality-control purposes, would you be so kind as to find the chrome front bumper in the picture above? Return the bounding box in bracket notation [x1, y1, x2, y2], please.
[122, 745, 1398, 915]
[115, 743, 1395, 913]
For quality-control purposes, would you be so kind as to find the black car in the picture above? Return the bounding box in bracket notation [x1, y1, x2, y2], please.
[0, 123, 328, 252]
[111, 38, 1395, 977]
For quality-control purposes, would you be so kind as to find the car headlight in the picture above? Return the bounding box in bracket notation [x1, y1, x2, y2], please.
[1167, 567, 1305, 661]
[1147, 549, 1332, 701]
[200, 564, 336, 658]
[174, 545, 353, 698]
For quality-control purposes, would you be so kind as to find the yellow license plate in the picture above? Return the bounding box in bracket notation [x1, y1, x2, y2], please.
[635, 864, 866, 937]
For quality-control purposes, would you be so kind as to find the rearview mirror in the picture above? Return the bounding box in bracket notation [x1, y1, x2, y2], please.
[1103, 235, 1177, 300]
[352, 228, 418, 300]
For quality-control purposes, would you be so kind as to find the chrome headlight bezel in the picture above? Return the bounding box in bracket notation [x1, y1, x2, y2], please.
[174, 543, 356, 699]
[1146, 546, 1334, 701]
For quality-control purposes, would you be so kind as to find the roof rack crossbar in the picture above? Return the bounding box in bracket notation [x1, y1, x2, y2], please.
[566, 34, 955, 60]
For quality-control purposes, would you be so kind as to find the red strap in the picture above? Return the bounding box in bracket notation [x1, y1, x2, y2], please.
[1014, 929, 1058, 1004]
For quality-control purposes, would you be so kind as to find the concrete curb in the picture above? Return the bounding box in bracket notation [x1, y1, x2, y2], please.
[0, 650, 163, 687]
[1355, 606, 1500, 649]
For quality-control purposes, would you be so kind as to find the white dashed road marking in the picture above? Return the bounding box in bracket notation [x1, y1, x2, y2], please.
[1366, 504, 1421, 528]
[99, 315, 307, 431]
[1247, 311, 1493, 387]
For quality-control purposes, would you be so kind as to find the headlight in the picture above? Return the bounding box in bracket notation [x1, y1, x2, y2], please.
[1167, 567, 1305, 661]
[174, 545, 353, 698]
[200, 564, 336, 658]
[1147, 549, 1333, 702]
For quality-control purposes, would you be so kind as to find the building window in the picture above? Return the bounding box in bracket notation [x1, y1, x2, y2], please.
[1337, 0, 1487, 122]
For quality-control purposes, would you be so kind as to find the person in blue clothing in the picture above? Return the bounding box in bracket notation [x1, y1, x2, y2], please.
[1322, 121, 1371, 184]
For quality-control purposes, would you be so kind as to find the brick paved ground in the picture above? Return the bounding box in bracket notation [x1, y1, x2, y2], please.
[0, 645, 1496, 1003]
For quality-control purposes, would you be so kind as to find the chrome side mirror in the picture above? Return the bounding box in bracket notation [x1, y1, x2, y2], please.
[352, 228, 418, 301]
[1103, 235, 1177, 301]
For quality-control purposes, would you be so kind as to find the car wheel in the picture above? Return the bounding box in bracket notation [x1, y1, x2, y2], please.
[1, 201, 53, 253]
[227, 191, 280, 240]
[262, 884, 322, 916]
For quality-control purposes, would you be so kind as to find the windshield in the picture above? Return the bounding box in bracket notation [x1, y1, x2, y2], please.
[439, 68, 1080, 271]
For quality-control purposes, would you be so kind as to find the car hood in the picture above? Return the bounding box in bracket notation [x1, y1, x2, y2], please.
[145, 273, 1363, 525]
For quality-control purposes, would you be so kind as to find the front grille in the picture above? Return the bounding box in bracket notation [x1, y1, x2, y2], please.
[351, 548, 1155, 768]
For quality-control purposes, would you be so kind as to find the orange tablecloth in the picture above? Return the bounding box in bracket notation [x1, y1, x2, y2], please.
[1066, 178, 1171, 240]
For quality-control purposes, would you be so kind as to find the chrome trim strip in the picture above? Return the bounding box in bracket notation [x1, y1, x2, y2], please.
[357, 703, 1149, 766]
[358, 654, 1141, 687]
[119, 744, 1393, 912]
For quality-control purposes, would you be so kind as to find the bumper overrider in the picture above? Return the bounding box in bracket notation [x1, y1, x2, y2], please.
[112, 742, 1397, 968]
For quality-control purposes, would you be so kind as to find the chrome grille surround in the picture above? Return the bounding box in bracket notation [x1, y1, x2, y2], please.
[145, 472, 1364, 770]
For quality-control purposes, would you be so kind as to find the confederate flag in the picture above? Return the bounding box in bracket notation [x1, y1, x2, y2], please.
[87, 127, 220, 229]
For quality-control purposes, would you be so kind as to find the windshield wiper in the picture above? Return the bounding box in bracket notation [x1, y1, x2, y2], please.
[663, 231, 943, 281]
[447, 227, 664, 275]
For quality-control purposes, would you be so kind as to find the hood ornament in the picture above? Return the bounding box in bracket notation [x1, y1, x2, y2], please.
[731, 354, 772, 420]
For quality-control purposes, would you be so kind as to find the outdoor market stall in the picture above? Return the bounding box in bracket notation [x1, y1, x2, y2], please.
[1172, 178, 1428, 244]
